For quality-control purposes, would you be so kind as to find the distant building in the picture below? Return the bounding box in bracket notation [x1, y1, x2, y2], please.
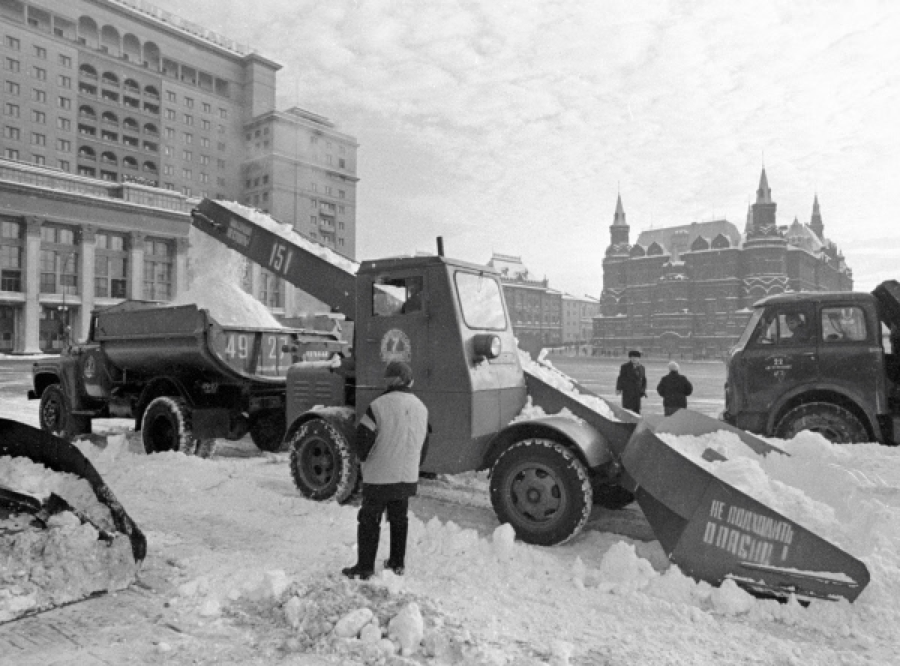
[0, 0, 358, 351]
[561, 293, 600, 354]
[488, 253, 561, 355]
[594, 169, 853, 359]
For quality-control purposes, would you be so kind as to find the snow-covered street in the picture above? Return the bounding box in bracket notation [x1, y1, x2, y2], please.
[2, 366, 899, 666]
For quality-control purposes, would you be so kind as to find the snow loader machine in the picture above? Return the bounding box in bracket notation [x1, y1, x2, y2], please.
[189, 199, 870, 603]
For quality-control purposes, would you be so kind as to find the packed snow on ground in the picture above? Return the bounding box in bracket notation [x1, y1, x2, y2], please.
[1, 398, 899, 665]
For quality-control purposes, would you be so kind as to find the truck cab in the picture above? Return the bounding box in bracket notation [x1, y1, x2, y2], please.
[723, 284, 900, 444]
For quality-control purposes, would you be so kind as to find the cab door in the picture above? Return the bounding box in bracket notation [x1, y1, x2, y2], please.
[357, 273, 429, 414]
[816, 302, 884, 411]
[739, 304, 818, 430]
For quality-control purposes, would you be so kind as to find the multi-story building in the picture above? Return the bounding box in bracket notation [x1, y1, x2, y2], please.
[594, 170, 853, 359]
[561, 293, 600, 354]
[0, 0, 358, 351]
[488, 253, 562, 355]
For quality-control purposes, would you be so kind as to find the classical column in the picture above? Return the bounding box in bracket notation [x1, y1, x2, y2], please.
[175, 236, 189, 297]
[20, 217, 42, 354]
[79, 225, 96, 341]
[129, 230, 144, 300]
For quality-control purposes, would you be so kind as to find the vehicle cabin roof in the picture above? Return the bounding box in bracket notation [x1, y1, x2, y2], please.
[753, 290, 872, 308]
[358, 254, 499, 277]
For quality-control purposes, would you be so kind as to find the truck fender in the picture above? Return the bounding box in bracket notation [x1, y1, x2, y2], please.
[285, 407, 357, 446]
[767, 382, 881, 439]
[135, 377, 192, 427]
[485, 415, 614, 472]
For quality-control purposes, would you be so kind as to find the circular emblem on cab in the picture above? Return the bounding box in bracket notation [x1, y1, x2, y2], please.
[380, 328, 411, 363]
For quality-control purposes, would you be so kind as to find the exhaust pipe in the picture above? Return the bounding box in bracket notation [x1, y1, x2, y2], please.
[436, 236, 444, 257]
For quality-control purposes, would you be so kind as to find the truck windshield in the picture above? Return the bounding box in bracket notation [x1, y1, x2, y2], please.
[454, 272, 507, 330]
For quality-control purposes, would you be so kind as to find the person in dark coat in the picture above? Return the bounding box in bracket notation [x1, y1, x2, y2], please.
[616, 350, 647, 414]
[657, 361, 693, 416]
[342, 361, 430, 580]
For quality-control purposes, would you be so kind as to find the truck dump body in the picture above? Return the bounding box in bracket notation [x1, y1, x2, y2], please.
[95, 303, 298, 385]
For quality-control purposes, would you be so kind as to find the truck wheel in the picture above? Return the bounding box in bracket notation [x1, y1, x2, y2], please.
[39, 384, 69, 435]
[775, 402, 869, 444]
[142, 397, 195, 454]
[489, 439, 592, 546]
[288, 418, 359, 502]
[250, 410, 286, 452]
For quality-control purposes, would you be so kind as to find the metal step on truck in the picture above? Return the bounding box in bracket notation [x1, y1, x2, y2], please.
[29, 299, 344, 455]
[179, 198, 871, 603]
[722, 280, 900, 445]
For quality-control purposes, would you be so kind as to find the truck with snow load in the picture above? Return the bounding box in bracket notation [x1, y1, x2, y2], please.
[181, 199, 870, 603]
[29, 299, 343, 454]
[722, 280, 900, 445]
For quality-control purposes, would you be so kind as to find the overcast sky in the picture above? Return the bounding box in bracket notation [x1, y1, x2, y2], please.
[153, 0, 900, 295]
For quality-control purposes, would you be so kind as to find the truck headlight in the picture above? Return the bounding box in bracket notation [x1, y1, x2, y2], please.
[474, 334, 502, 361]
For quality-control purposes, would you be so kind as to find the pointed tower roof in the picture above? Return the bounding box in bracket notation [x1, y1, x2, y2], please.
[756, 168, 772, 203]
[613, 193, 627, 226]
[809, 193, 824, 239]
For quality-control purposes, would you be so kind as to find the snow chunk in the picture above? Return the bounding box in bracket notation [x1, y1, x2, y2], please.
[388, 602, 425, 656]
[334, 607, 375, 638]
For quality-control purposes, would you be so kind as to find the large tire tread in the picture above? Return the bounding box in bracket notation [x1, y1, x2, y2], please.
[489, 438, 592, 546]
[775, 401, 869, 444]
[288, 418, 359, 502]
[142, 396, 196, 454]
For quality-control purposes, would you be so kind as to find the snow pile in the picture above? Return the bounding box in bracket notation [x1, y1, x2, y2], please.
[0, 455, 138, 622]
[171, 225, 283, 328]
[216, 200, 360, 275]
[517, 349, 621, 422]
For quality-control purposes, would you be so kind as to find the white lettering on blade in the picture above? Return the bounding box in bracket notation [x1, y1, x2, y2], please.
[226, 218, 252, 247]
[702, 499, 794, 564]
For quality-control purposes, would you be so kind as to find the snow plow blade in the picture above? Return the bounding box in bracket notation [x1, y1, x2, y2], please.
[0, 418, 146, 563]
[619, 410, 870, 603]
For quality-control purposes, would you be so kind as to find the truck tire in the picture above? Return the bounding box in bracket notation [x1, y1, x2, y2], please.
[250, 410, 286, 452]
[288, 418, 359, 502]
[38, 384, 69, 436]
[489, 438, 592, 546]
[142, 397, 196, 454]
[774, 402, 869, 444]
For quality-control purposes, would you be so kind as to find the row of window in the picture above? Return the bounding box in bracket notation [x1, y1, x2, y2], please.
[0, 220, 174, 299]
[3, 35, 73, 68]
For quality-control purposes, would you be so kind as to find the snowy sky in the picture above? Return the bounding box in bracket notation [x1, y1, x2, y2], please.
[152, 0, 900, 295]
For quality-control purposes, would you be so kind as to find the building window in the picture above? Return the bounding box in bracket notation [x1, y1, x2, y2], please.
[163, 165, 173, 175]
[57, 117, 71, 130]
[32, 89, 46, 103]
[202, 102, 211, 113]
[144, 239, 173, 301]
[199, 154, 209, 165]
[58, 160, 70, 171]
[33, 45, 47, 59]
[39, 226, 79, 295]
[3, 126, 20, 140]
[5, 37, 20, 50]
[32, 154, 45, 165]
[201, 119, 210, 130]
[4, 148, 18, 159]
[182, 150, 192, 161]
[184, 97, 194, 108]
[217, 159, 225, 169]
[200, 136, 209, 148]
[338, 190, 345, 199]
[4, 103, 19, 118]
[56, 138, 71, 151]
[4, 81, 19, 95]
[259, 270, 283, 308]
[58, 96, 71, 109]
[31, 110, 45, 123]
[182, 168, 192, 179]
[32, 67, 46, 81]
[184, 114, 193, 126]
[0, 218, 23, 293]
[95, 232, 128, 299]
[199, 172, 208, 183]
[165, 109, 176, 120]
[166, 91, 176, 102]
[58, 75, 72, 88]
[183, 132, 192, 144]
[58, 54, 72, 68]
[218, 108, 228, 119]
[217, 142, 225, 151]
[163, 145, 174, 157]
[165, 127, 175, 139]
[5, 58, 20, 72]
[31, 132, 45, 146]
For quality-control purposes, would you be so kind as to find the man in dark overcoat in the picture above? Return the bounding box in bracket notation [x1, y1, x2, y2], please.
[616, 350, 647, 413]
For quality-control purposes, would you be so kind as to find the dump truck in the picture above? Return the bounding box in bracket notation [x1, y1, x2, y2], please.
[29, 299, 343, 454]
[722, 280, 900, 445]
[185, 199, 870, 603]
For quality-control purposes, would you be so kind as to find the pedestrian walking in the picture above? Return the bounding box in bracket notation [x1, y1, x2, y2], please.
[657, 361, 693, 416]
[342, 360, 430, 580]
[616, 350, 647, 414]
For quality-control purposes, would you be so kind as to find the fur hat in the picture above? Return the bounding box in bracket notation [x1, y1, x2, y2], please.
[384, 360, 413, 386]
[628, 350, 642, 358]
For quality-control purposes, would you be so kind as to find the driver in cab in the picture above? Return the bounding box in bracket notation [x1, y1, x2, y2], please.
[784, 312, 811, 342]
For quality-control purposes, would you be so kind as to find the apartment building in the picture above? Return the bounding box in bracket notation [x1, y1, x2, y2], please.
[0, 0, 359, 351]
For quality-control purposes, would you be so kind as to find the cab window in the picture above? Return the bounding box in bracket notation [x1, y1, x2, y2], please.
[821, 306, 867, 343]
[372, 276, 423, 317]
[752, 309, 813, 346]
[454, 271, 506, 330]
